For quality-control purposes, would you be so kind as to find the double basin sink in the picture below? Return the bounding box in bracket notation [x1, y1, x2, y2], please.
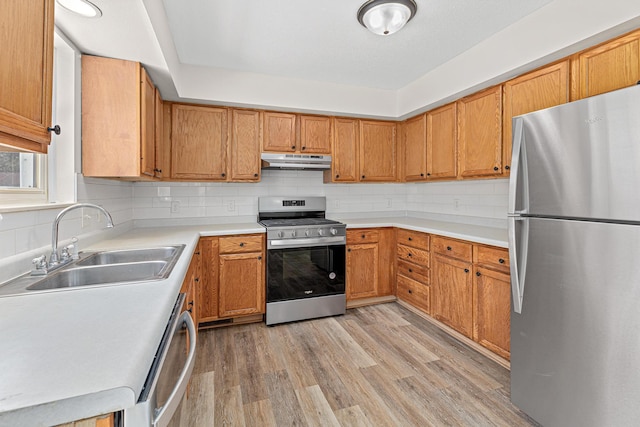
[0, 245, 185, 296]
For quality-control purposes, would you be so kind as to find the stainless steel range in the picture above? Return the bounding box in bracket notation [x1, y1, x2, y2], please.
[258, 196, 346, 326]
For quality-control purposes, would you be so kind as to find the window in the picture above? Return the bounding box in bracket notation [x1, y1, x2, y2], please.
[0, 152, 48, 204]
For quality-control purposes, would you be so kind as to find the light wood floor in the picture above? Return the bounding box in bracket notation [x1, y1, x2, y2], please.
[179, 303, 538, 426]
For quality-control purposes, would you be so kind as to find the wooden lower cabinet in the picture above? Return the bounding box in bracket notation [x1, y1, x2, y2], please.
[473, 266, 511, 360]
[197, 234, 265, 324]
[397, 274, 430, 313]
[431, 253, 474, 338]
[346, 228, 395, 301]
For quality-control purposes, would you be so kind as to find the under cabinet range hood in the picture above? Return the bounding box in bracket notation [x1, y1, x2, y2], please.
[261, 153, 331, 170]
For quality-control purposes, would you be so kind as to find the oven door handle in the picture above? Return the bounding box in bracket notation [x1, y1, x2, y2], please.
[268, 236, 346, 249]
[153, 311, 196, 427]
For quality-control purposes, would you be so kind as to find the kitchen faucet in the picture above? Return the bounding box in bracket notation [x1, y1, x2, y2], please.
[31, 203, 114, 275]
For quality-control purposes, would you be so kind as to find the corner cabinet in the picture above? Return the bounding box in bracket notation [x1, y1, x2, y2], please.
[171, 104, 228, 180]
[457, 85, 503, 178]
[0, 0, 55, 153]
[82, 56, 161, 179]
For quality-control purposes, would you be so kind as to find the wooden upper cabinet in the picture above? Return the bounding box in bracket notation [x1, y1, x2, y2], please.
[262, 112, 297, 152]
[0, 0, 54, 153]
[140, 68, 156, 177]
[230, 109, 261, 181]
[325, 117, 359, 182]
[402, 114, 427, 182]
[154, 88, 165, 179]
[299, 115, 331, 154]
[457, 85, 503, 178]
[426, 103, 457, 180]
[82, 56, 160, 179]
[573, 29, 640, 100]
[359, 120, 397, 182]
[171, 104, 228, 180]
[503, 61, 569, 176]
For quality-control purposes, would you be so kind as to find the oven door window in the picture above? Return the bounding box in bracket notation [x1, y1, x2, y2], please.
[267, 244, 345, 302]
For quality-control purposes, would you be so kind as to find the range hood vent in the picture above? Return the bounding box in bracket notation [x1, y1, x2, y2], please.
[261, 153, 331, 170]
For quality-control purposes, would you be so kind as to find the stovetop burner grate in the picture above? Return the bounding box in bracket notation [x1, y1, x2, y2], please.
[259, 218, 343, 228]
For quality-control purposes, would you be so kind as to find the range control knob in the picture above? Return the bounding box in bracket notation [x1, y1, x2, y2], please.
[330, 228, 338, 236]
[291, 230, 297, 238]
[277, 231, 284, 238]
[305, 229, 311, 237]
[318, 228, 325, 236]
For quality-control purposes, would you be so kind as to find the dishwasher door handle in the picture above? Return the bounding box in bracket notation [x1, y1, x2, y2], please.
[153, 311, 197, 427]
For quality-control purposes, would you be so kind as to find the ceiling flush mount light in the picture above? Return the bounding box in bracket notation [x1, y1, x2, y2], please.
[357, 0, 417, 36]
[56, 0, 102, 18]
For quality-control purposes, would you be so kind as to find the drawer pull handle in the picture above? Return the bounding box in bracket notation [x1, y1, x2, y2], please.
[254, 173, 259, 177]
[239, 242, 245, 247]
[447, 246, 452, 251]
[361, 234, 365, 239]
[408, 289, 413, 294]
[408, 237, 413, 241]
[407, 253, 412, 257]
[499, 258, 505, 264]
[408, 268, 413, 273]
[464, 268, 469, 273]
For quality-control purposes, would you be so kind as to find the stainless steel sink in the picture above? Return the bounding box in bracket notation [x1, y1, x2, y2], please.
[26, 261, 170, 291]
[76, 246, 183, 266]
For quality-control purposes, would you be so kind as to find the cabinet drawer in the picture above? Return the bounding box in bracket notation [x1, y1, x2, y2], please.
[474, 245, 510, 272]
[396, 229, 430, 251]
[397, 275, 430, 314]
[397, 259, 429, 285]
[396, 244, 430, 267]
[219, 235, 263, 254]
[432, 236, 472, 262]
[347, 229, 380, 244]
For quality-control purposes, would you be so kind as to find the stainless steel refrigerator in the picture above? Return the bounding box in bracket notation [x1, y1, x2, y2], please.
[508, 84, 640, 426]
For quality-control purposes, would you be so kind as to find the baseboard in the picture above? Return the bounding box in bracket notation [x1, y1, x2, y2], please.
[347, 295, 397, 309]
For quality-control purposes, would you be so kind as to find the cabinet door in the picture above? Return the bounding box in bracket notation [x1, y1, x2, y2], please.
[431, 254, 473, 338]
[0, 0, 54, 152]
[327, 117, 359, 182]
[154, 88, 164, 178]
[140, 67, 156, 177]
[426, 103, 457, 180]
[219, 252, 265, 318]
[230, 109, 261, 181]
[346, 243, 379, 300]
[171, 104, 228, 180]
[473, 266, 510, 360]
[503, 61, 569, 176]
[262, 112, 297, 152]
[457, 86, 502, 178]
[403, 114, 427, 181]
[359, 120, 397, 182]
[574, 29, 640, 100]
[199, 237, 219, 323]
[299, 115, 331, 154]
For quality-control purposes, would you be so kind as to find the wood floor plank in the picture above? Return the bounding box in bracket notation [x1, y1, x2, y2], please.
[295, 385, 341, 427]
[264, 369, 308, 427]
[243, 399, 278, 427]
[334, 405, 374, 427]
[187, 303, 536, 427]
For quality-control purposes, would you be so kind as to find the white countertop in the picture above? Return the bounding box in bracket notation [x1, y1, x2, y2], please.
[0, 217, 504, 426]
[336, 216, 508, 248]
[0, 223, 264, 427]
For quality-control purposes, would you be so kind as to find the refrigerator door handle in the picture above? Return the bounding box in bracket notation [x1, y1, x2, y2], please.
[508, 216, 528, 314]
[509, 117, 529, 215]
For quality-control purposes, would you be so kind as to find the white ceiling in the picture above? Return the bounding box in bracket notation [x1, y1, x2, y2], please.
[53, 0, 640, 117]
[160, 0, 551, 90]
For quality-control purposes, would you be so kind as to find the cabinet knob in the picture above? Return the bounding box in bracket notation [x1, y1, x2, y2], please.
[499, 258, 505, 264]
[254, 173, 258, 177]
[195, 251, 201, 255]
[258, 256, 262, 260]
[361, 234, 365, 239]
[291, 145, 296, 149]
[194, 278, 199, 282]
[239, 242, 245, 247]
[408, 268, 413, 273]
[464, 268, 469, 273]
[493, 166, 499, 171]
[408, 237, 413, 241]
[476, 271, 481, 276]
[347, 248, 351, 252]
[420, 173, 424, 177]
[447, 246, 452, 251]
[154, 168, 162, 173]
[361, 175, 365, 179]
[408, 289, 413, 294]
[47, 125, 61, 135]
[336, 174, 340, 179]
[221, 173, 226, 177]
[427, 173, 431, 176]
[302, 146, 306, 150]
[505, 165, 510, 170]
[407, 253, 412, 257]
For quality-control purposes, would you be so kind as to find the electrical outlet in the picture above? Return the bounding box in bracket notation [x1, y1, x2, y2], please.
[226, 200, 235, 212]
[171, 201, 180, 213]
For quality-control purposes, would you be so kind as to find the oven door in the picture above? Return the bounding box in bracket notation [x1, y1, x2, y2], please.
[266, 241, 345, 303]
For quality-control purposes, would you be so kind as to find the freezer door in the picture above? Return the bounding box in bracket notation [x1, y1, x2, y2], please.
[511, 217, 640, 426]
[514, 84, 640, 222]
